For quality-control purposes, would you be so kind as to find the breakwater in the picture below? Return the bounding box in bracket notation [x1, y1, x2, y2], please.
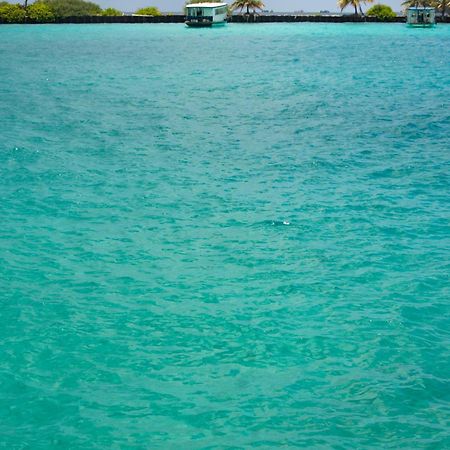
[232, 15, 406, 23]
[1, 14, 450, 25]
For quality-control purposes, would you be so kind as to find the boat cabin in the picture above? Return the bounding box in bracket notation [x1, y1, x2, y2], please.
[407, 7, 436, 27]
[186, 2, 228, 27]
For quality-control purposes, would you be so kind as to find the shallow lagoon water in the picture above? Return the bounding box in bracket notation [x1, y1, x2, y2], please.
[0, 23, 449, 448]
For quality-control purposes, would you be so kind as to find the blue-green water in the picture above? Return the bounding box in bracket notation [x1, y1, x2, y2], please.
[1, 23, 449, 448]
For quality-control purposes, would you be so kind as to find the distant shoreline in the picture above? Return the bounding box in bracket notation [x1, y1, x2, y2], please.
[1, 15, 450, 25]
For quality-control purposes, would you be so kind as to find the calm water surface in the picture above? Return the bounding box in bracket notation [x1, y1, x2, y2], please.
[0, 23, 449, 448]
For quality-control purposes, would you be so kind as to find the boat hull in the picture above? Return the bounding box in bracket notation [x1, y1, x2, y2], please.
[185, 20, 226, 27]
[186, 20, 213, 27]
[407, 23, 435, 27]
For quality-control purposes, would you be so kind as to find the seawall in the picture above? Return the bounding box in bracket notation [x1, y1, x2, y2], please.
[1, 15, 450, 25]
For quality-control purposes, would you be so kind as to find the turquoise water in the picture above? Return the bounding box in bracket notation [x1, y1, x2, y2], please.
[1, 23, 449, 448]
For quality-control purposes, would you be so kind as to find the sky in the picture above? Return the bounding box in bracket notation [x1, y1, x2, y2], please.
[98, 0, 405, 13]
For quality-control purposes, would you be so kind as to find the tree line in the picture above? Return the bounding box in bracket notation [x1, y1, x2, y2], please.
[338, 0, 447, 16]
[0, 0, 164, 23]
[238, 0, 447, 17]
[0, 0, 448, 24]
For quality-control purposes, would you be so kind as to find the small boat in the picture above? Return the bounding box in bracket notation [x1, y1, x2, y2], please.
[185, 2, 228, 27]
[407, 7, 436, 27]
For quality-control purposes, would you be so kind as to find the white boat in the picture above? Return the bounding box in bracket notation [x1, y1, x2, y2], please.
[185, 2, 228, 27]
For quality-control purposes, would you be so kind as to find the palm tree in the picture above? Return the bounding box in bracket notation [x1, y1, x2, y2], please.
[402, 0, 447, 16]
[338, 0, 374, 15]
[402, 0, 432, 7]
[432, 0, 449, 17]
[231, 0, 264, 15]
[23, 0, 28, 21]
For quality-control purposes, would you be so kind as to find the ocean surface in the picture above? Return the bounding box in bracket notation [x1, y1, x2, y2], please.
[0, 23, 449, 448]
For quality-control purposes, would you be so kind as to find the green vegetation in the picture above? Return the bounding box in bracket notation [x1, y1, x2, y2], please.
[338, 0, 374, 15]
[28, 1, 55, 20]
[39, 0, 101, 17]
[0, 3, 25, 22]
[135, 6, 161, 16]
[231, 0, 265, 14]
[101, 7, 122, 16]
[366, 3, 396, 19]
[0, 0, 96, 22]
